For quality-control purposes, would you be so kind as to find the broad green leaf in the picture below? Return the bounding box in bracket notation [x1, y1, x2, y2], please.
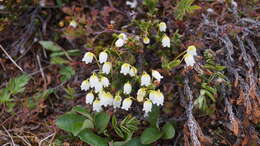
[7, 74, 30, 94]
[72, 106, 93, 121]
[162, 122, 175, 139]
[0, 88, 12, 103]
[94, 112, 110, 133]
[59, 66, 75, 82]
[82, 119, 94, 129]
[78, 129, 108, 146]
[148, 105, 160, 128]
[56, 112, 86, 136]
[51, 57, 69, 65]
[125, 137, 151, 146]
[140, 127, 162, 144]
[39, 41, 62, 52]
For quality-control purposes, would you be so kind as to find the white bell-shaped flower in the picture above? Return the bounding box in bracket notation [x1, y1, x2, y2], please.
[113, 95, 122, 108]
[82, 52, 95, 64]
[149, 90, 164, 106]
[115, 39, 125, 47]
[80, 80, 90, 91]
[99, 91, 113, 107]
[99, 51, 108, 64]
[152, 70, 163, 81]
[69, 20, 77, 28]
[159, 22, 167, 32]
[143, 99, 152, 116]
[115, 33, 127, 47]
[137, 88, 146, 102]
[184, 54, 195, 67]
[187, 45, 197, 56]
[121, 97, 132, 110]
[85, 92, 94, 104]
[129, 66, 137, 77]
[89, 74, 99, 88]
[123, 82, 132, 95]
[143, 36, 150, 44]
[161, 35, 170, 48]
[94, 81, 103, 93]
[101, 76, 110, 87]
[93, 99, 102, 112]
[120, 63, 131, 75]
[102, 62, 112, 74]
[141, 72, 151, 87]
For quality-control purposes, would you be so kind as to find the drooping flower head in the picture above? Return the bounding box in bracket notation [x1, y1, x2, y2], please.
[187, 45, 197, 56]
[152, 70, 163, 81]
[86, 92, 94, 104]
[137, 88, 146, 102]
[184, 54, 195, 67]
[120, 63, 131, 75]
[161, 35, 170, 48]
[82, 52, 95, 64]
[101, 76, 110, 87]
[99, 51, 108, 64]
[159, 22, 167, 32]
[121, 97, 133, 110]
[93, 99, 102, 112]
[123, 82, 132, 95]
[115, 33, 127, 47]
[143, 99, 152, 116]
[141, 72, 151, 87]
[129, 66, 137, 77]
[143, 36, 150, 44]
[99, 91, 113, 107]
[113, 95, 122, 108]
[102, 62, 112, 74]
[149, 90, 164, 106]
[80, 80, 90, 91]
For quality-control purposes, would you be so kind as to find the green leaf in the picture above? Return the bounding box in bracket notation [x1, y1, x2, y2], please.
[94, 112, 110, 133]
[140, 127, 162, 144]
[147, 105, 160, 128]
[51, 57, 69, 65]
[64, 86, 76, 99]
[56, 112, 86, 136]
[162, 122, 175, 139]
[125, 137, 151, 146]
[39, 41, 62, 52]
[0, 88, 12, 103]
[59, 66, 75, 82]
[78, 129, 108, 146]
[7, 74, 30, 94]
[82, 119, 94, 129]
[72, 106, 93, 121]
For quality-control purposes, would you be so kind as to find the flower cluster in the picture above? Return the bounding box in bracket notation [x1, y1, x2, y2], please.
[184, 45, 197, 67]
[81, 50, 165, 116]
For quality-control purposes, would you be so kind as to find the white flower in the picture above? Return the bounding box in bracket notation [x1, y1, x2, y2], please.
[187, 45, 197, 56]
[137, 88, 146, 102]
[152, 70, 163, 81]
[126, 0, 137, 8]
[143, 36, 150, 44]
[80, 80, 90, 91]
[149, 90, 164, 106]
[141, 72, 151, 87]
[159, 22, 167, 32]
[99, 91, 113, 107]
[121, 97, 132, 110]
[82, 52, 95, 64]
[69, 20, 77, 28]
[143, 100, 152, 116]
[99, 51, 108, 64]
[113, 95, 122, 108]
[123, 82, 132, 95]
[89, 74, 99, 88]
[161, 35, 170, 48]
[115, 33, 127, 47]
[115, 39, 125, 47]
[102, 62, 112, 74]
[118, 33, 127, 41]
[86, 92, 94, 104]
[93, 99, 102, 112]
[184, 54, 196, 67]
[129, 66, 137, 77]
[94, 81, 103, 93]
[101, 76, 110, 87]
[120, 63, 131, 75]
